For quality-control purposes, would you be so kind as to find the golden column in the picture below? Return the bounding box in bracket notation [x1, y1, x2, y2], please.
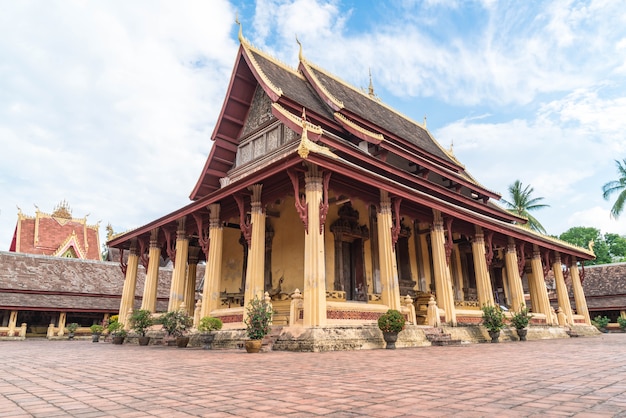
[184, 247, 200, 317]
[243, 185, 266, 311]
[570, 257, 591, 325]
[141, 228, 160, 312]
[471, 226, 494, 307]
[528, 245, 553, 323]
[168, 217, 189, 312]
[377, 191, 401, 311]
[430, 210, 456, 325]
[302, 165, 328, 326]
[552, 252, 573, 325]
[119, 239, 139, 328]
[504, 237, 525, 312]
[201, 204, 223, 318]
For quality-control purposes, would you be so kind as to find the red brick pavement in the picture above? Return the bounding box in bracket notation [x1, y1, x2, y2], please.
[1, 334, 626, 417]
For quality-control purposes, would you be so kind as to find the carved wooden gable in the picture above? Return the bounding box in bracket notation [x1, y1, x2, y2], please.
[235, 86, 300, 168]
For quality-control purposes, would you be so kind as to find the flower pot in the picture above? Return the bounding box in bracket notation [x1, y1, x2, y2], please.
[176, 336, 190, 348]
[245, 340, 262, 353]
[488, 330, 500, 343]
[138, 336, 151, 346]
[383, 332, 399, 349]
[68, 332, 75, 340]
[112, 336, 125, 345]
[516, 328, 528, 341]
[201, 333, 215, 350]
[91, 334, 100, 343]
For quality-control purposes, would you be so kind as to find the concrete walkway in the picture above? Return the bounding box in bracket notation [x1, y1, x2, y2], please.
[1, 334, 625, 417]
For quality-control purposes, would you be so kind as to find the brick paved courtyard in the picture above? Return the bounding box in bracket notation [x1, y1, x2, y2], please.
[1, 334, 626, 417]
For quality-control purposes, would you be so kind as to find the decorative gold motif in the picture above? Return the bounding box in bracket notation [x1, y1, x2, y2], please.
[51, 200, 72, 219]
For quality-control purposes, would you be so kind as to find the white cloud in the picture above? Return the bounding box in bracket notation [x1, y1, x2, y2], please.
[567, 206, 626, 235]
[0, 1, 238, 249]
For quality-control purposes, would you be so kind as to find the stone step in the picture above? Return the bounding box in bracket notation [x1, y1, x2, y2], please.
[261, 326, 282, 352]
[424, 327, 462, 346]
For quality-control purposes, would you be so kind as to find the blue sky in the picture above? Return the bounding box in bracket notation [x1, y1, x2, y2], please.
[1, 0, 625, 252]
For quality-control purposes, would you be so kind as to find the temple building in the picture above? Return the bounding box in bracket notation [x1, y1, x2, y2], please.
[1, 202, 171, 338]
[9, 200, 101, 260]
[107, 29, 597, 350]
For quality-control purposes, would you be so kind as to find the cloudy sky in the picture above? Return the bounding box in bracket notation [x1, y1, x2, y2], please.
[1, 0, 625, 252]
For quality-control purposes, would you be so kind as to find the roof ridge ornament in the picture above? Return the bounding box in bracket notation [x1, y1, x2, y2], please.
[368, 68, 375, 98]
[235, 14, 244, 44]
[296, 35, 304, 62]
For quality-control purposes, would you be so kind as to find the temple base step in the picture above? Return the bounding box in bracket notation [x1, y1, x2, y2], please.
[424, 327, 462, 346]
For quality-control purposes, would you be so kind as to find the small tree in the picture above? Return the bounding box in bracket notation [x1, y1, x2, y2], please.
[129, 309, 153, 337]
[160, 310, 192, 338]
[377, 309, 406, 333]
[591, 315, 610, 331]
[244, 296, 274, 340]
[198, 317, 223, 333]
[510, 304, 531, 330]
[481, 305, 505, 333]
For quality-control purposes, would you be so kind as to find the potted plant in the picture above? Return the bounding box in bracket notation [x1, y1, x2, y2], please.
[90, 324, 104, 343]
[592, 315, 610, 333]
[510, 304, 531, 341]
[160, 309, 193, 348]
[481, 304, 505, 343]
[244, 296, 274, 353]
[108, 321, 127, 345]
[377, 309, 406, 349]
[67, 322, 80, 340]
[198, 316, 223, 350]
[617, 316, 626, 332]
[130, 309, 153, 346]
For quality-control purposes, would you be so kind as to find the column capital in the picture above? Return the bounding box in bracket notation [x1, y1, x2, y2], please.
[176, 217, 187, 240]
[379, 190, 391, 214]
[506, 236, 516, 253]
[150, 228, 159, 248]
[129, 238, 139, 256]
[249, 184, 263, 213]
[208, 203, 221, 229]
[188, 246, 200, 265]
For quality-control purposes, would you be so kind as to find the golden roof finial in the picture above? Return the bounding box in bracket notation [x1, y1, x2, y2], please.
[423, 115, 427, 128]
[235, 13, 244, 43]
[296, 35, 303, 61]
[368, 68, 375, 97]
[449, 139, 454, 154]
[52, 200, 72, 219]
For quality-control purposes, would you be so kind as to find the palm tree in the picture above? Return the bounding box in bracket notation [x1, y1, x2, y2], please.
[501, 180, 550, 234]
[602, 159, 626, 219]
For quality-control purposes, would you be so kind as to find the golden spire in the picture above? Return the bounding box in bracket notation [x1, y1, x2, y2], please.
[296, 35, 303, 61]
[423, 115, 427, 128]
[235, 14, 244, 43]
[368, 68, 375, 97]
[52, 200, 72, 219]
[449, 139, 454, 154]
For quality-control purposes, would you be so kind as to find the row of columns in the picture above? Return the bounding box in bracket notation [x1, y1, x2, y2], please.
[117, 162, 591, 328]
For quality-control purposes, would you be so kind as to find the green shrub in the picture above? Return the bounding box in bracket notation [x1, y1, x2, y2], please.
[90, 324, 104, 334]
[67, 323, 80, 333]
[481, 304, 505, 332]
[107, 321, 127, 337]
[198, 316, 223, 333]
[244, 296, 274, 340]
[592, 315, 610, 330]
[510, 304, 531, 330]
[377, 309, 406, 333]
[160, 309, 192, 338]
[617, 316, 626, 330]
[129, 309, 153, 337]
